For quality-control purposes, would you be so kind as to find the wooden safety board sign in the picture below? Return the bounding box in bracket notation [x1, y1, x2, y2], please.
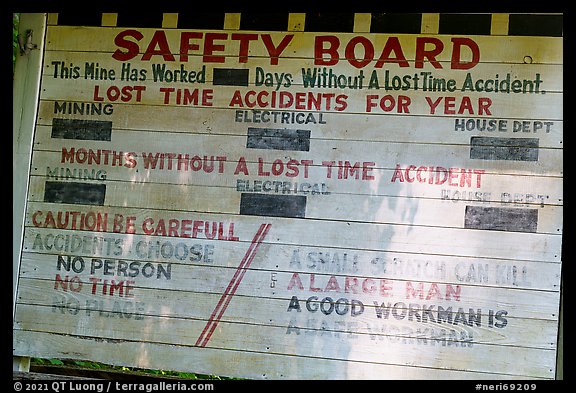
[13, 14, 563, 379]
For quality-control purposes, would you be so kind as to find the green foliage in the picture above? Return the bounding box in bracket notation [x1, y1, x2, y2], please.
[13, 13, 19, 74]
[31, 358, 239, 380]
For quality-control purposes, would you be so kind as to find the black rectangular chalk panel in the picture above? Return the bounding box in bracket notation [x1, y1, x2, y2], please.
[464, 206, 538, 233]
[470, 137, 539, 161]
[44, 181, 106, 206]
[240, 193, 307, 218]
[51, 118, 112, 141]
[246, 128, 311, 151]
[212, 68, 249, 86]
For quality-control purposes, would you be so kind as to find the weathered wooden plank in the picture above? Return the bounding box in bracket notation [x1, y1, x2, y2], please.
[16, 278, 559, 350]
[12, 330, 548, 379]
[44, 26, 563, 65]
[22, 296, 554, 361]
[36, 101, 564, 146]
[17, 252, 561, 320]
[23, 201, 562, 262]
[41, 50, 564, 93]
[38, 78, 563, 119]
[30, 128, 563, 176]
[25, 176, 564, 234]
[22, 227, 562, 291]
[13, 308, 556, 379]
[29, 149, 565, 206]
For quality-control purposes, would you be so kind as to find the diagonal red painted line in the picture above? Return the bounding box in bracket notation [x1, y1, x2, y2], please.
[195, 223, 271, 347]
